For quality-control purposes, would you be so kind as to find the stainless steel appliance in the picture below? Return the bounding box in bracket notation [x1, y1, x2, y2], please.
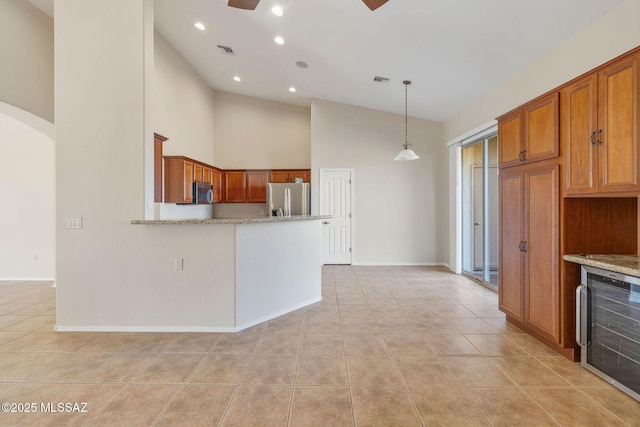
[576, 265, 640, 402]
[193, 182, 214, 205]
[266, 183, 310, 216]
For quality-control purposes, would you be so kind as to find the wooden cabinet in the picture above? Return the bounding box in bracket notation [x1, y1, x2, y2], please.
[499, 159, 560, 343]
[164, 157, 309, 204]
[246, 170, 269, 202]
[498, 93, 559, 168]
[164, 157, 195, 203]
[223, 171, 247, 203]
[269, 169, 311, 183]
[211, 168, 222, 203]
[562, 52, 640, 196]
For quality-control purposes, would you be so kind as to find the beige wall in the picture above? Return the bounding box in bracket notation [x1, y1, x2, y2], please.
[444, 0, 640, 142]
[154, 32, 215, 164]
[213, 90, 310, 169]
[0, 106, 54, 279]
[0, 0, 54, 122]
[445, 0, 640, 271]
[311, 99, 447, 265]
[55, 0, 237, 330]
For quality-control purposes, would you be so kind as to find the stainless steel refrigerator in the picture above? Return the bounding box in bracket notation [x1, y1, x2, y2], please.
[266, 183, 310, 216]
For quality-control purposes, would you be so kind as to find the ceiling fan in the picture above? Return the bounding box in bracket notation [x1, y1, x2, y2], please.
[228, 0, 389, 11]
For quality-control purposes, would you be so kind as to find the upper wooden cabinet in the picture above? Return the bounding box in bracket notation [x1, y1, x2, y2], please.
[498, 92, 559, 168]
[223, 171, 247, 203]
[562, 51, 640, 196]
[164, 157, 195, 203]
[269, 170, 311, 183]
[246, 170, 269, 203]
[164, 155, 309, 204]
[211, 168, 222, 203]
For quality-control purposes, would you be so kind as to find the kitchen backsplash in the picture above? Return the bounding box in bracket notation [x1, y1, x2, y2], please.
[214, 203, 266, 218]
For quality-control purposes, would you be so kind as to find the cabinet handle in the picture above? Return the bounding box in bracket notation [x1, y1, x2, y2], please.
[518, 241, 523, 252]
[589, 131, 596, 145]
[597, 129, 603, 145]
[522, 241, 527, 252]
[521, 150, 526, 161]
[518, 151, 523, 162]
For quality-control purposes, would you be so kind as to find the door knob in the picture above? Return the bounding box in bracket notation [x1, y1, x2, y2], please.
[474, 222, 480, 226]
[323, 221, 330, 224]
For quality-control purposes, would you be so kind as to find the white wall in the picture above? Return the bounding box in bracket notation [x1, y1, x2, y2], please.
[444, 0, 640, 142]
[154, 32, 216, 164]
[55, 0, 237, 330]
[444, 0, 640, 270]
[0, 106, 54, 280]
[311, 99, 447, 265]
[213, 90, 310, 169]
[0, 0, 54, 122]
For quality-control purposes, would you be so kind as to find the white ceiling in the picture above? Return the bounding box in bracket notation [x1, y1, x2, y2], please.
[31, 0, 623, 121]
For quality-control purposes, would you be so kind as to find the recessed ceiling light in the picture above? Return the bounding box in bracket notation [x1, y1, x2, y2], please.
[289, 87, 296, 93]
[233, 76, 241, 82]
[194, 22, 206, 31]
[274, 36, 285, 45]
[271, 6, 284, 16]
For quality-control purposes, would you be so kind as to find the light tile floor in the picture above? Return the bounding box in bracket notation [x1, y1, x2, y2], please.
[0, 265, 638, 426]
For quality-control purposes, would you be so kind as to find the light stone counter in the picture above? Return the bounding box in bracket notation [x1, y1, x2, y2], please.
[563, 254, 640, 277]
[131, 215, 331, 225]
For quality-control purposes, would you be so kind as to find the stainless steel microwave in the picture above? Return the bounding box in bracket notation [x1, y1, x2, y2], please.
[193, 182, 213, 205]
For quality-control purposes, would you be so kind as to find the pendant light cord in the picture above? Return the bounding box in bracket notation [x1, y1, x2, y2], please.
[405, 82, 408, 145]
[403, 80, 411, 148]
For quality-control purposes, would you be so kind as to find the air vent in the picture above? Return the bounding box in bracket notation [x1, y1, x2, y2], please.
[373, 76, 390, 85]
[217, 45, 235, 55]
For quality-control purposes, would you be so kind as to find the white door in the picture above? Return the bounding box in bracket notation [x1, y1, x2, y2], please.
[320, 169, 352, 264]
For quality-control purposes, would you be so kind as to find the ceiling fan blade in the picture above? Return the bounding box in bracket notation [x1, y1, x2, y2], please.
[228, 0, 260, 10]
[362, 0, 389, 11]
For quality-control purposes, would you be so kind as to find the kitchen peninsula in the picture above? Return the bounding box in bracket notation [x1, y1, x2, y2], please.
[131, 215, 329, 331]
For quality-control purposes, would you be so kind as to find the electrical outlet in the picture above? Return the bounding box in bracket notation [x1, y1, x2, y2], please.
[174, 258, 184, 270]
[66, 217, 83, 229]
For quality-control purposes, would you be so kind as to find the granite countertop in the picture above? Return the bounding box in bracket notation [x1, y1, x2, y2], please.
[131, 215, 332, 225]
[563, 254, 640, 277]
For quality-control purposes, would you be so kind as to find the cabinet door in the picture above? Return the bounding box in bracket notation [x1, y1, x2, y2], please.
[289, 170, 311, 183]
[223, 171, 246, 203]
[183, 161, 194, 203]
[246, 171, 269, 202]
[202, 167, 213, 185]
[269, 171, 290, 183]
[523, 92, 559, 163]
[193, 164, 204, 183]
[498, 167, 524, 320]
[523, 160, 560, 342]
[212, 169, 222, 203]
[598, 52, 640, 194]
[498, 110, 523, 168]
[561, 74, 598, 195]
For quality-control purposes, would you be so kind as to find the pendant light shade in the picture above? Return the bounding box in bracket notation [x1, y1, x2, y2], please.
[394, 80, 420, 161]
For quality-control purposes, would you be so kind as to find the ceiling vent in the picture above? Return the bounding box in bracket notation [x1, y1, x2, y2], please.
[217, 45, 235, 55]
[373, 76, 391, 85]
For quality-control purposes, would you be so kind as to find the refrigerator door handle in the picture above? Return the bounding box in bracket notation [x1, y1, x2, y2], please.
[575, 284, 587, 349]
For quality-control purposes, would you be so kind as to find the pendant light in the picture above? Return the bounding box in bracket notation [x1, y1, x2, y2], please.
[394, 80, 420, 161]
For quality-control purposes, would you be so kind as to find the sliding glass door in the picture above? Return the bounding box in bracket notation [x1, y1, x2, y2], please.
[461, 134, 498, 288]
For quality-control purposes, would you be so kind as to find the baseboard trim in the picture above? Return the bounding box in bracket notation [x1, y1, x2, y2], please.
[54, 296, 324, 334]
[235, 296, 323, 332]
[0, 278, 55, 282]
[54, 325, 238, 333]
[351, 262, 446, 267]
